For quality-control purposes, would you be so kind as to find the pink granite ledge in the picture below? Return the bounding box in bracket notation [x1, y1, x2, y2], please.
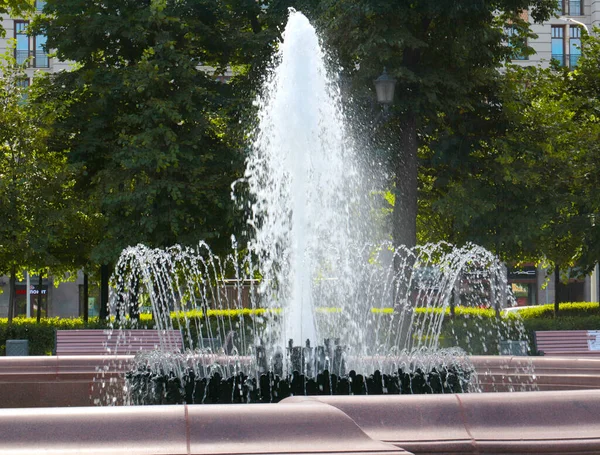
[0, 402, 411, 455]
[3, 355, 600, 408]
[284, 390, 600, 454]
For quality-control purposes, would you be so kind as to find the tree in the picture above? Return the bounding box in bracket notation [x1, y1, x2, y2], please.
[420, 34, 600, 313]
[312, 0, 556, 249]
[32, 0, 293, 258]
[32, 0, 288, 315]
[0, 49, 84, 321]
[560, 28, 600, 277]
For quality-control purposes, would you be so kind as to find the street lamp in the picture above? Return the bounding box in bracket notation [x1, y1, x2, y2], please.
[374, 67, 396, 106]
[558, 16, 589, 33]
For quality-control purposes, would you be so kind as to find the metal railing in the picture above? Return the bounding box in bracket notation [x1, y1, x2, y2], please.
[551, 53, 581, 68]
[14, 50, 50, 68]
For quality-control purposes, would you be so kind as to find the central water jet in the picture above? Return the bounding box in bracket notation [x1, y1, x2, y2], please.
[245, 10, 361, 351]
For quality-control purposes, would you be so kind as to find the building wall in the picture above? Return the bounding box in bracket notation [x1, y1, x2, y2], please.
[50, 279, 81, 317]
[510, 1, 596, 68]
[0, 273, 83, 319]
[0, 16, 72, 80]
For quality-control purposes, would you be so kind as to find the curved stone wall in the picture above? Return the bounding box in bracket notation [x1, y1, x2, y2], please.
[1, 391, 600, 454]
[2, 355, 600, 454]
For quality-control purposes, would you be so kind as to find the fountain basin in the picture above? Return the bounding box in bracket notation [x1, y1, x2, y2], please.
[283, 391, 600, 454]
[1, 390, 600, 454]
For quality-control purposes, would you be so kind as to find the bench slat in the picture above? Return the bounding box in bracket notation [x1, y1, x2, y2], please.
[56, 329, 184, 356]
[535, 330, 600, 356]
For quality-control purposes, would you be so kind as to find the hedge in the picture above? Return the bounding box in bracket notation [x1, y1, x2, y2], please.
[0, 317, 107, 355]
[0, 311, 260, 355]
[2, 302, 599, 356]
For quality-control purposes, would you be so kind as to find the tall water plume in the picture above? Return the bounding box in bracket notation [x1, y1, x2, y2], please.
[245, 10, 361, 350]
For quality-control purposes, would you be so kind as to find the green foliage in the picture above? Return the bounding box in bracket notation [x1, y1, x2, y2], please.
[31, 0, 283, 263]
[0, 317, 107, 355]
[3, 304, 600, 356]
[422, 31, 600, 272]
[441, 303, 600, 355]
[515, 302, 600, 319]
[308, 0, 555, 248]
[0, 46, 92, 303]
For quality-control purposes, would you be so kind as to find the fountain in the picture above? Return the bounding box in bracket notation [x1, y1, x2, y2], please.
[105, 10, 526, 404]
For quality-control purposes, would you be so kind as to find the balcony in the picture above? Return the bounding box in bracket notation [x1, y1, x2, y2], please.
[14, 50, 50, 68]
[551, 53, 581, 68]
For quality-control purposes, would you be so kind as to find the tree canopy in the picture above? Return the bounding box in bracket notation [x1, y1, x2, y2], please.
[0, 48, 91, 320]
[32, 0, 283, 264]
[309, 0, 556, 249]
[420, 30, 600, 277]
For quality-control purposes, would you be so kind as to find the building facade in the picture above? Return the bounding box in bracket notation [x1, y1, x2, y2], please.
[0, 1, 71, 84]
[511, 1, 598, 69]
[0, 271, 100, 319]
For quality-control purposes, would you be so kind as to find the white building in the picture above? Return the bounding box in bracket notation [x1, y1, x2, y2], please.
[0, 1, 71, 85]
[510, 1, 596, 69]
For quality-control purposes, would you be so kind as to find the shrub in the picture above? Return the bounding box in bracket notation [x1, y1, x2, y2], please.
[516, 302, 600, 319]
[0, 317, 107, 355]
[2, 303, 600, 356]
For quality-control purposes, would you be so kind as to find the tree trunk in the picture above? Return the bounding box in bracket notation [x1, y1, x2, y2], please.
[393, 114, 418, 250]
[99, 264, 110, 320]
[554, 263, 561, 317]
[83, 272, 89, 323]
[36, 272, 43, 323]
[7, 266, 16, 323]
[129, 276, 140, 321]
[392, 115, 418, 350]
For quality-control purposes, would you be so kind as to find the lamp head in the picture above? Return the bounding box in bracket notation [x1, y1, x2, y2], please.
[374, 68, 396, 105]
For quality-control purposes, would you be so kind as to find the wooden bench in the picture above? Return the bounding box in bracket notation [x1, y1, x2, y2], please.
[535, 330, 600, 356]
[55, 329, 184, 356]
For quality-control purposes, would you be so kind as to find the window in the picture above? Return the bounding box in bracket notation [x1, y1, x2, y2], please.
[506, 26, 528, 60]
[551, 25, 565, 66]
[568, 0, 583, 15]
[34, 34, 48, 68]
[570, 26, 582, 67]
[12, 20, 49, 68]
[16, 78, 30, 88]
[551, 25, 581, 68]
[14, 21, 29, 65]
[35, 0, 46, 12]
[556, 0, 584, 15]
[16, 77, 30, 101]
